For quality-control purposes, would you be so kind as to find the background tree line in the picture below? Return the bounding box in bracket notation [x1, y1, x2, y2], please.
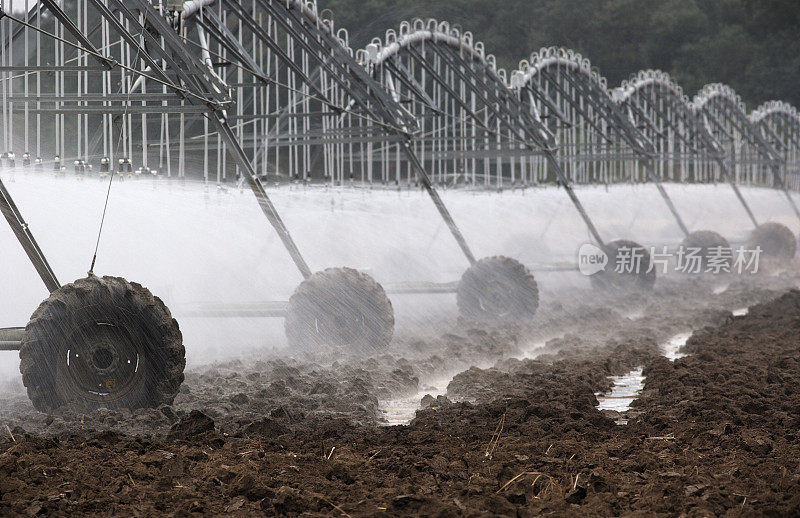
[318, 0, 800, 109]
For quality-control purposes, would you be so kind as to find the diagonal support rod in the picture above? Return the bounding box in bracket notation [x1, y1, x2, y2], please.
[400, 139, 476, 265]
[210, 113, 313, 278]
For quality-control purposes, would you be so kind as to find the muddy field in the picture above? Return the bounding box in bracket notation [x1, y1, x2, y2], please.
[1, 268, 799, 516]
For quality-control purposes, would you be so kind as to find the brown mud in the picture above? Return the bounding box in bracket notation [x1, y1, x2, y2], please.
[0, 270, 799, 516]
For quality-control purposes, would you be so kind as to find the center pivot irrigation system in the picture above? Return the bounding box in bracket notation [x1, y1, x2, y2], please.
[0, 1, 797, 412]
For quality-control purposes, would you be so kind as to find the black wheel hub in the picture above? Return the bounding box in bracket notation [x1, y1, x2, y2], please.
[476, 277, 516, 317]
[64, 322, 142, 401]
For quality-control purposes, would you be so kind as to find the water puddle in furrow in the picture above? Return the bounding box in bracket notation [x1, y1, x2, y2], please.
[596, 306, 750, 423]
[382, 307, 751, 426]
[595, 334, 688, 425]
[595, 368, 646, 417]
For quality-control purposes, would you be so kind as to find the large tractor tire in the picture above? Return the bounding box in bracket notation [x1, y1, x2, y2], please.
[19, 276, 184, 413]
[680, 230, 731, 271]
[747, 222, 796, 259]
[285, 267, 394, 351]
[457, 256, 539, 323]
[590, 239, 656, 291]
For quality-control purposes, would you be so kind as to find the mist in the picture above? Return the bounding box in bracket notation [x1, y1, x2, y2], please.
[0, 170, 797, 385]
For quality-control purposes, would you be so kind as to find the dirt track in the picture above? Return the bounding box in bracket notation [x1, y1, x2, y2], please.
[1, 269, 799, 516]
